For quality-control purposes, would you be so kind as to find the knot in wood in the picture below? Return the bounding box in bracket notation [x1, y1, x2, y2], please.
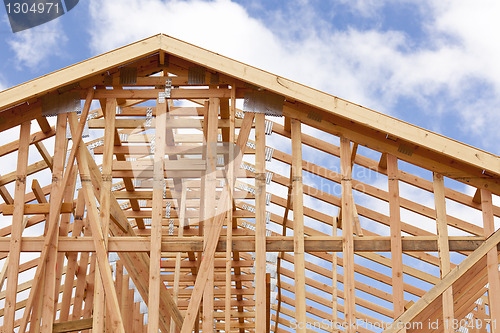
[80, 177, 91, 183]
[101, 175, 112, 182]
[255, 173, 266, 181]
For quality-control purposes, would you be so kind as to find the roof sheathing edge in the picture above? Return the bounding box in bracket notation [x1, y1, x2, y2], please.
[157, 34, 500, 177]
[0, 34, 163, 112]
[0, 33, 498, 178]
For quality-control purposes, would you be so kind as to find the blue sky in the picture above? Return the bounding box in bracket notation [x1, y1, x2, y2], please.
[1, 0, 500, 155]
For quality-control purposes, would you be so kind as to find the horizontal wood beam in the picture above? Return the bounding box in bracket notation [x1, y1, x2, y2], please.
[0, 236, 495, 253]
[112, 160, 206, 171]
[88, 117, 243, 129]
[52, 318, 93, 333]
[2, 203, 73, 215]
[92, 88, 231, 99]
[93, 145, 232, 156]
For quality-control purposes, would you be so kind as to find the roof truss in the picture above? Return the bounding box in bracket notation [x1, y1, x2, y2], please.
[0, 35, 498, 333]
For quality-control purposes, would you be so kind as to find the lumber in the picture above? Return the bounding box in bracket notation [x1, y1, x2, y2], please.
[340, 135, 356, 332]
[17, 89, 94, 333]
[225, 84, 236, 333]
[40, 113, 69, 332]
[78, 131, 182, 330]
[52, 318, 93, 333]
[0, 216, 29, 292]
[202, 98, 219, 331]
[255, 113, 267, 332]
[94, 98, 117, 331]
[388, 154, 405, 320]
[0, 235, 493, 253]
[59, 191, 86, 322]
[170, 181, 187, 332]
[2, 35, 500, 333]
[148, 90, 167, 333]
[383, 224, 500, 332]
[75, 131, 125, 333]
[433, 173, 454, 332]
[291, 118, 306, 331]
[481, 188, 500, 332]
[3, 120, 30, 333]
[180, 112, 255, 333]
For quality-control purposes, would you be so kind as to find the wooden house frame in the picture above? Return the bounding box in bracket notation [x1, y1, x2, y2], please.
[0, 33, 499, 332]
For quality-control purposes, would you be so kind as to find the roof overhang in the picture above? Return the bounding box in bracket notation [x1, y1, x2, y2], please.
[1, 33, 499, 181]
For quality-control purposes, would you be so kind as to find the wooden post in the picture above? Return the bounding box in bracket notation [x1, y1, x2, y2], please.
[255, 113, 267, 332]
[383, 225, 500, 332]
[93, 98, 117, 331]
[53, 168, 77, 326]
[336, 143, 362, 236]
[274, 168, 293, 333]
[388, 154, 405, 322]
[82, 253, 96, 332]
[29, 180, 51, 332]
[291, 118, 306, 331]
[75, 122, 182, 330]
[148, 91, 167, 333]
[180, 112, 254, 333]
[73, 116, 126, 333]
[332, 214, 338, 331]
[71, 217, 91, 321]
[170, 182, 187, 332]
[433, 173, 454, 332]
[340, 136, 356, 332]
[3, 120, 30, 333]
[203, 97, 219, 331]
[266, 272, 271, 333]
[17, 89, 94, 333]
[40, 113, 67, 332]
[480, 188, 500, 333]
[225, 85, 236, 333]
[59, 191, 86, 321]
[0, 215, 29, 291]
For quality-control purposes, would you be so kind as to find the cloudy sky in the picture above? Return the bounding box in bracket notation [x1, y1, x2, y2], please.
[1, 0, 500, 155]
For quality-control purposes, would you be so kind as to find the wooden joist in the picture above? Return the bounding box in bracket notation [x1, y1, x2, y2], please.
[0, 235, 493, 252]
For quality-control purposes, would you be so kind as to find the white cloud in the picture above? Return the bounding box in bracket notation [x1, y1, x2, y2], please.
[8, 20, 67, 70]
[87, 0, 390, 108]
[87, 0, 500, 150]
